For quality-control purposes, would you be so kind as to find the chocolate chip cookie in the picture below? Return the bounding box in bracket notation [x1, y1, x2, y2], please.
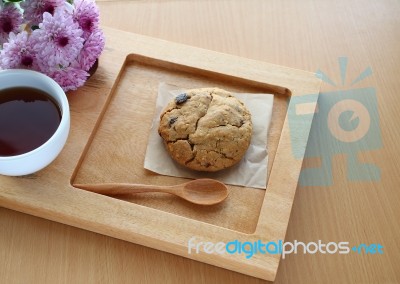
[158, 88, 252, 172]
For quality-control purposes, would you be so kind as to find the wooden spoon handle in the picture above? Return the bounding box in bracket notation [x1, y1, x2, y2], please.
[73, 183, 174, 195]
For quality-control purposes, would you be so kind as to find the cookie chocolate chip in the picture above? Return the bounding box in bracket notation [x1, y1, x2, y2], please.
[175, 93, 189, 104]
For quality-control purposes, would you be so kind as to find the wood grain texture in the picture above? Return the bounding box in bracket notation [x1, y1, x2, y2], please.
[1, 0, 400, 283]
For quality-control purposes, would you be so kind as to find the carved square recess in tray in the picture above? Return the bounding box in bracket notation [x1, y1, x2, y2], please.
[73, 58, 282, 234]
[0, 27, 321, 281]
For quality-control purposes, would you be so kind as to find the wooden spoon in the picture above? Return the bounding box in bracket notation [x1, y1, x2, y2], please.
[73, 178, 229, 205]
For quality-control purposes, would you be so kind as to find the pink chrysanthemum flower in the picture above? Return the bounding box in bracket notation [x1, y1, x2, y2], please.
[21, 0, 65, 26]
[50, 66, 88, 91]
[0, 1, 105, 92]
[74, 28, 104, 71]
[31, 11, 84, 69]
[0, 31, 39, 70]
[0, 4, 23, 45]
[72, 0, 100, 40]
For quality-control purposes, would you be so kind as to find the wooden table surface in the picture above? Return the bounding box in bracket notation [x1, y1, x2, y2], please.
[1, 0, 399, 283]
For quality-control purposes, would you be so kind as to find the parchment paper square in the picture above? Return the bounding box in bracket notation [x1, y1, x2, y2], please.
[144, 83, 274, 189]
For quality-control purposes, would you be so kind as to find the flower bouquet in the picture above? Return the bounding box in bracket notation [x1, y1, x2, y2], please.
[0, 0, 105, 91]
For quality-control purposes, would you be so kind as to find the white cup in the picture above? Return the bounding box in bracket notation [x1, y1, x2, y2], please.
[0, 70, 70, 176]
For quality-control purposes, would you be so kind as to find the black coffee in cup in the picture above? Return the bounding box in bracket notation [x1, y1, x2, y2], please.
[0, 87, 61, 157]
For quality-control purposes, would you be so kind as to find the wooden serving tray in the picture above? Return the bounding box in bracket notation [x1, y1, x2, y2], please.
[0, 27, 320, 281]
